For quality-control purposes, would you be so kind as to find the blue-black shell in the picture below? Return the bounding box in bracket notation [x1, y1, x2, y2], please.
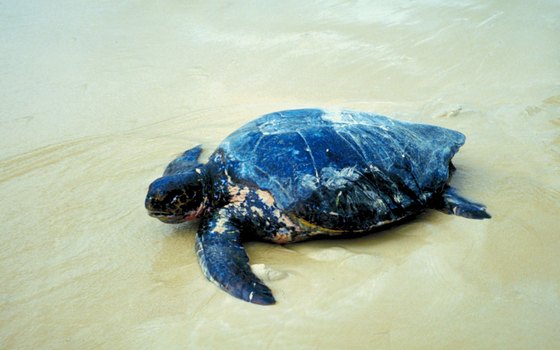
[213, 109, 465, 230]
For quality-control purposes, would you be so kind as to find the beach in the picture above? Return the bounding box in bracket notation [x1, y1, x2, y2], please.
[1, 1, 559, 348]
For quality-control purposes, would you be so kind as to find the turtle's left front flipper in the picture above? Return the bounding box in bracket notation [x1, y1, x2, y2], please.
[433, 186, 491, 219]
[195, 209, 276, 305]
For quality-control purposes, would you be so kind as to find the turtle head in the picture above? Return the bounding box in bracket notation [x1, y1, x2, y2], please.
[145, 168, 207, 224]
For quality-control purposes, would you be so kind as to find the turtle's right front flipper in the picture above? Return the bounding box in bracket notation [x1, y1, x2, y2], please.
[195, 208, 276, 305]
[163, 145, 203, 176]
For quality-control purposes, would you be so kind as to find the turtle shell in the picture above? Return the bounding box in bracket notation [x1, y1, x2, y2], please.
[214, 109, 465, 230]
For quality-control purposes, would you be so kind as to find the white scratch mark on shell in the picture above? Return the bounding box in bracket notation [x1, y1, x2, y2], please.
[321, 109, 346, 123]
[321, 166, 361, 190]
[301, 174, 319, 191]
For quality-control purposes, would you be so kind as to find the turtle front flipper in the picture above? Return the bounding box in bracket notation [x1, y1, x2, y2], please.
[195, 208, 275, 305]
[163, 145, 203, 175]
[433, 186, 491, 219]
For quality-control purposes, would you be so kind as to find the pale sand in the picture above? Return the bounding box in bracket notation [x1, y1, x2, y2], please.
[1, 1, 559, 349]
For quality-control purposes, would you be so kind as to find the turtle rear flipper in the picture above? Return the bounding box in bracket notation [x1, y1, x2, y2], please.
[195, 211, 276, 305]
[433, 186, 491, 219]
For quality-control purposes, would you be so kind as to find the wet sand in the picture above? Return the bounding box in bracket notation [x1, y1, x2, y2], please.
[1, 1, 559, 349]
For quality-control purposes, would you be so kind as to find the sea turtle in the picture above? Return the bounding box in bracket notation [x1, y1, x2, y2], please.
[145, 109, 490, 305]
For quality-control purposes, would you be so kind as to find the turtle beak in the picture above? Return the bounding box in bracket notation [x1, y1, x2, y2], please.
[144, 194, 179, 222]
[145, 194, 205, 223]
[144, 194, 161, 214]
[145, 195, 155, 212]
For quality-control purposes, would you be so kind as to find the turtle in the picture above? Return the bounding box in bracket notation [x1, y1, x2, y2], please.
[145, 108, 491, 305]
